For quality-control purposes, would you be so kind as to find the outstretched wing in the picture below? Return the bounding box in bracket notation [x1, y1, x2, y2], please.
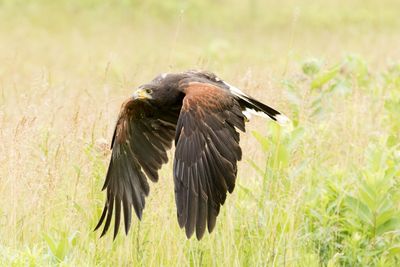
[173, 82, 246, 240]
[95, 98, 179, 239]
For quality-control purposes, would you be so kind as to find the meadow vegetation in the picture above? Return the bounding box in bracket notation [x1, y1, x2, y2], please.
[1, 0, 400, 266]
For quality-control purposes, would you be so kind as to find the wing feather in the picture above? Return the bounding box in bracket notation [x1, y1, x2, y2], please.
[173, 82, 245, 239]
[95, 99, 179, 238]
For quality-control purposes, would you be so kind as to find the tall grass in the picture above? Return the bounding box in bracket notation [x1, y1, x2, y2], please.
[1, 1, 400, 266]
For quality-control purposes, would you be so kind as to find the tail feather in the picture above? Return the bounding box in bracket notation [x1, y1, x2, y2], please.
[239, 96, 280, 120]
[222, 81, 289, 124]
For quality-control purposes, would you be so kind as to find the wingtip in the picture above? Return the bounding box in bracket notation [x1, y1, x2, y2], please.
[177, 213, 186, 229]
[100, 229, 107, 238]
[93, 220, 101, 232]
[93, 224, 101, 232]
[137, 211, 143, 221]
[124, 226, 130, 235]
[94, 204, 108, 233]
[185, 228, 194, 239]
[185, 222, 196, 239]
[195, 229, 205, 240]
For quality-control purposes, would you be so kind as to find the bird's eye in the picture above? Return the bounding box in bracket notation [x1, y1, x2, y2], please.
[145, 89, 153, 94]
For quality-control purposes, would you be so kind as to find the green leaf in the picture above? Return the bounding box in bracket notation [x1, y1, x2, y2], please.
[376, 218, 400, 235]
[376, 196, 393, 215]
[55, 234, 68, 262]
[345, 195, 373, 226]
[276, 144, 289, 167]
[388, 245, 400, 256]
[376, 210, 397, 228]
[43, 231, 75, 262]
[251, 130, 270, 152]
[43, 234, 57, 257]
[311, 64, 341, 89]
[386, 135, 398, 148]
[358, 180, 377, 210]
[302, 58, 322, 77]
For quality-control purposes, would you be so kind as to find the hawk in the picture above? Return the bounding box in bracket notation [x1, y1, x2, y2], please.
[94, 70, 288, 240]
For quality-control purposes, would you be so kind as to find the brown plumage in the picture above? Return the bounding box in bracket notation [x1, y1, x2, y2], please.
[94, 70, 288, 240]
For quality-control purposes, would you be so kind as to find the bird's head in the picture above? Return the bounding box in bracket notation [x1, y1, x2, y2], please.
[132, 87, 154, 100]
[132, 73, 186, 106]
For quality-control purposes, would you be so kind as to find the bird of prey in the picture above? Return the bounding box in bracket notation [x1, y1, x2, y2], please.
[94, 70, 288, 240]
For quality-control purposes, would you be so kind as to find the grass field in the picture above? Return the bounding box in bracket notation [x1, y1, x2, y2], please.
[1, 0, 400, 266]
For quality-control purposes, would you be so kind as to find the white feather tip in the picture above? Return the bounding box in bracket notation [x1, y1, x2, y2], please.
[274, 114, 290, 125]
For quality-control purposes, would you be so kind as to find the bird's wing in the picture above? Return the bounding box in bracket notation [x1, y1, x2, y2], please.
[173, 82, 246, 239]
[95, 98, 179, 239]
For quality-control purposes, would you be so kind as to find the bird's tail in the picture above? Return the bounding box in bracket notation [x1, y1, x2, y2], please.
[223, 81, 289, 124]
[239, 95, 289, 124]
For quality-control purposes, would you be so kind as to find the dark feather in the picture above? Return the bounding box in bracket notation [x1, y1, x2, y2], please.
[173, 82, 245, 239]
[196, 160, 208, 239]
[122, 194, 132, 234]
[113, 198, 121, 240]
[101, 196, 114, 237]
[95, 98, 179, 238]
[94, 203, 108, 232]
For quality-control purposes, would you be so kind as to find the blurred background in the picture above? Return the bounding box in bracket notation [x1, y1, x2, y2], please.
[1, 0, 400, 266]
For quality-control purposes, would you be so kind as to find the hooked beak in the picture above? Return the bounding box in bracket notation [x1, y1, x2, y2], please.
[132, 88, 152, 100]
